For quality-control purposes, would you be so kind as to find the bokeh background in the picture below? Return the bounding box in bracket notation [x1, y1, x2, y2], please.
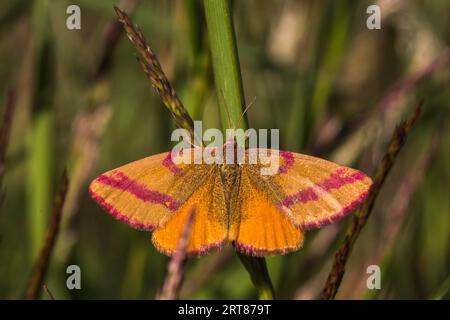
[0, 0, 449, 299]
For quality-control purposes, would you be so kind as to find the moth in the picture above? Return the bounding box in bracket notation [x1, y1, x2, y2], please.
[89, 142, 372, 257]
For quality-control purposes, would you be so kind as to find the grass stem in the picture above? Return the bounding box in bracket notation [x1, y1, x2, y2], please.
[204, 0, 274, 300]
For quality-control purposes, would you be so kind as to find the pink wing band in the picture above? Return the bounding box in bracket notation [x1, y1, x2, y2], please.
[234, 242, 302, 257]
[278, 150, 295, 174]
[162, 152, 182, 175]
[281, 168, 367, 207]
[301, 190, 370, 230]
[95, 170, 180, 211]
[152, 238, 225, 257]
[89, 189, 157, 231]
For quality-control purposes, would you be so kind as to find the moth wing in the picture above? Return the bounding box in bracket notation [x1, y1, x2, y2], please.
[230, 167, 304, 256]
[247, 149, 373, 230]
[90, 149, 228, 256]
[89, 150, 206, 230]
[152, 166, 228, 256]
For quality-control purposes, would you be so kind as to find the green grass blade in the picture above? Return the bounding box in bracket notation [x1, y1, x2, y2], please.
[204, 0, 274, 300]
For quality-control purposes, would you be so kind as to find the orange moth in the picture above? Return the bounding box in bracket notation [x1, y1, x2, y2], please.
[89, 141, 372, 257]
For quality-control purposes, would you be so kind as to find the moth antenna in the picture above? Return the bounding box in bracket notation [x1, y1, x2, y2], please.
[237, 96, 256, 130]
[219, 90, 235, 134]
[180, 129, 200, 149]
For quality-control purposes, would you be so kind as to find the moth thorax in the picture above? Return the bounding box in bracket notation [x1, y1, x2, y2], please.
[220, 164, 238, 195]
[222, 141, 245, 165]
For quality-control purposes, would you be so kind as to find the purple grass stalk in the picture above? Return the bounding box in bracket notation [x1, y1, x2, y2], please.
[159, 208, 196, 300]
[88, 0, 140, 108]
[291, 225, 341, 299]
[313, 49, 450, 155]
[320, 101, 422, 300]
[180, 247, 234, 298]
[43, 285, 55, 300]
[376, 133, 440, 260]
[94, 0, 140, 82]
[0, 90, 15, 164]
[0, 89, 16, 192]
[54, 1, 135, 270]
[355, 131, 443, 299]
[69, 0, 138, 207]
[343, 126, 443, 299]
[25, 171, 69, 300]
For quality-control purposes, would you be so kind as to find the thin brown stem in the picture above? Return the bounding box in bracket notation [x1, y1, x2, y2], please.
[320, 102, 422, 300]
[313, 49, 450, 156]
[0, 90, 15, 165]
[359, 130, 442, 299]
[25, 171, 69, 300]
[158, 208, 196, 300]
[180, 247, 234, 298]
[43, 285, 55, 300]
[0, 89, 16, 199]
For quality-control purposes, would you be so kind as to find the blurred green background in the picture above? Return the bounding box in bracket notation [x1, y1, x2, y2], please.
[0, 0, 449, 299]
